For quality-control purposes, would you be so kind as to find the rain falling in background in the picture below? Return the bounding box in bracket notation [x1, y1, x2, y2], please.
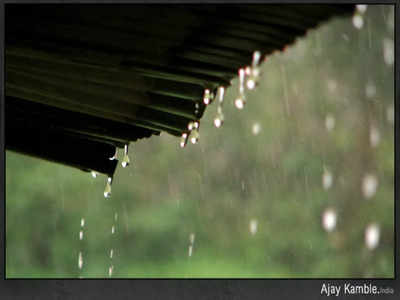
[5, 5, 394, 278]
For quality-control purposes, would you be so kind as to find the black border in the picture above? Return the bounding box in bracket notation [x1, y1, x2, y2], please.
[0, 0, 398, 299]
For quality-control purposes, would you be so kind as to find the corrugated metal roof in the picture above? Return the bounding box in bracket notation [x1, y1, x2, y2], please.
[5, 4, 355, 176]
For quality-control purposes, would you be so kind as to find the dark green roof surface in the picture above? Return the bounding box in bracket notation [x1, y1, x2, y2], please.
[5, 4, 355, 176]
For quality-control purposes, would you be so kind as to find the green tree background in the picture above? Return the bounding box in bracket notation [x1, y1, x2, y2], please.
[6, 5, 394, 278]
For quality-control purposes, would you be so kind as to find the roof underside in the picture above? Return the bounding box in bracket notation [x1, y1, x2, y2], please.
[5, 4, 355, 176]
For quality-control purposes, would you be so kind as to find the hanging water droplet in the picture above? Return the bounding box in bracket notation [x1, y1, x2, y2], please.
[235, 69, 246, 109]
[246, 51, 262, 90]
[365, 223, 380, 250]
[245, 66, 251, 76]
[110, 249, 114, 259]
[190, 129, 199, 144]
[91, 171, 97, 178]
[104, 177, 112, 198]
[109, 147, 118, 160]
[254, 50, 261, 62]
[187, 121, 194, 131]
[81, 218, 85, 227]
[213, 87, 225, 128]
[180, 132, 189, 148]
[239, 68, 245, 92]
[217, 86, 225, 104]
[78, 251, 83, 269]
[246, 77, 256, 90]
[79, 230, 84, 240]
[214, 106, 224, 128]
[121, 144, 130, 168]
[203, 89, 214, 105]
[322, 208, 337, 232]
[249, 219, 258, 235]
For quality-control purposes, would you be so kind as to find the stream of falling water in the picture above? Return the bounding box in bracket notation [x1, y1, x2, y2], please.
[77, 217, 85, 278]
[106, 144, 130, 277]
[78, 145, 129, 278]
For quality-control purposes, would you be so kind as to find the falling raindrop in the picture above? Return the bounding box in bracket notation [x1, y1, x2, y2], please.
[217, 86, 225, 104]
[189, 233, 195, 245]
[214, 87, 225, 128]
[353, 14, 364, 29]
[111, 225, 115, 235]
[249, 219, 258, 235]
[327, 79, 337, 93]
[369, 126, 380, 148]
[386, 105, 394, 125]
[383, 38, 394, 66]
[188, 233, 195, 257]
[325, 114, 336, 132]
[114, 213, 118, 222]
[252, 123, 261, 135]
[365, 223, 380, 250]
[235, 69, 246, 109]
[108, 265, 113, 277]
[214, 106, 224, 128]
[203, 89, 214, 105]
[78, 251, 83, 269]
[104, 177, 112, 198]
[121, 144, 130, 168]
[362, 174, 378, 199]
[246, 51, 262, 90]
[109, 147, 118, 160]
[235, 97, 245, 110]
[110, 249, 114, 259]
[91, 171, 97, 178]
[78, 218, 85, 276]
[387, 7, 394, 30]
[356, 4, 367, 14]
[365, 81, 377, 98]
[322, 208, 337, 232]
[180, 132, 189, 148]
[322, 169, 333, 190]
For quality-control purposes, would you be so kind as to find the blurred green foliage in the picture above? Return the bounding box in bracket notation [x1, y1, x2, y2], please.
[6, 5, 394, 278]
